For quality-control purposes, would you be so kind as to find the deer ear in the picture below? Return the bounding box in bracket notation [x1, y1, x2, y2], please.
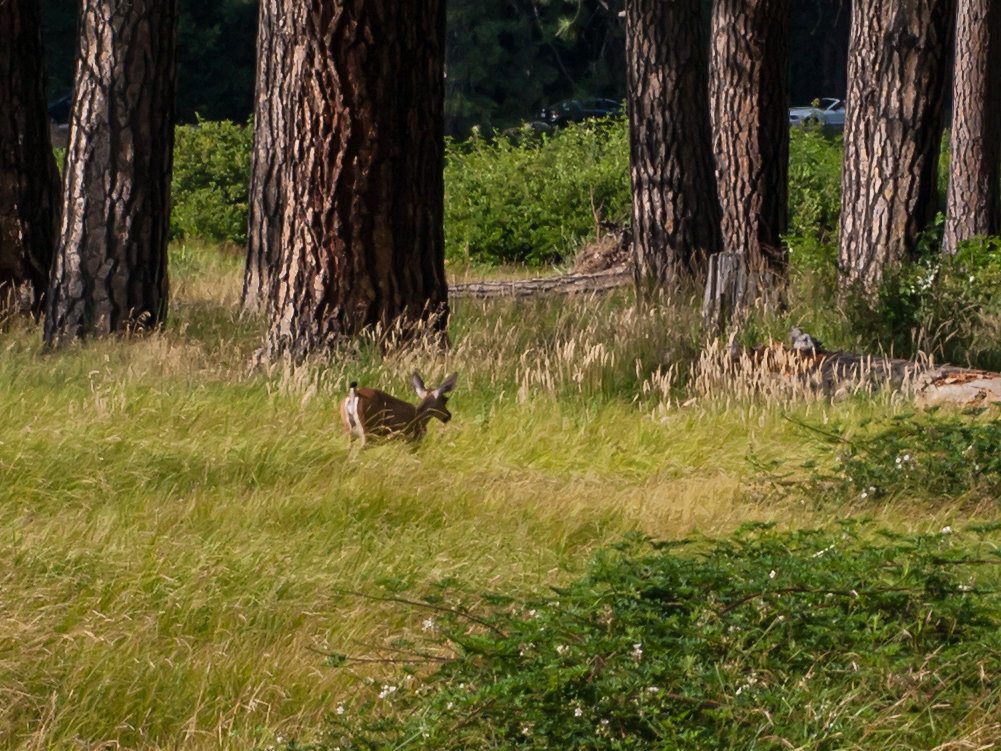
[435, 372, 458, 396]
[411, 371, 429, 398]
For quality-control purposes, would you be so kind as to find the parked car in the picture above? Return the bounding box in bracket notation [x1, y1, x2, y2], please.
[538, 97, 623, 128]
[788, 97, 845, 129]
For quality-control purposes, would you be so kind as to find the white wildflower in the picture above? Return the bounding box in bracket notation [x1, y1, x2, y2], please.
[574, 706, 584, 717]
[422, 617, 436, 632]
[378, 684, 398, 699]
[556, 644, 569, 656]
[940, 525, 953, 535]
[631, 642, 643, 661]
[769, 570, 777, 580]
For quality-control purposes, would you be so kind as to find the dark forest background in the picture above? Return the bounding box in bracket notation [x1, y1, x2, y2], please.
[39, 0, 850, 137]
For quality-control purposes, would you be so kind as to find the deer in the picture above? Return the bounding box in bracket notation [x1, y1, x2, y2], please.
[340, 372, 458, 445]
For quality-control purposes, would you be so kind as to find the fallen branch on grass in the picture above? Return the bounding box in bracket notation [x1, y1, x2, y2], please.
[449, 267, 632, 299]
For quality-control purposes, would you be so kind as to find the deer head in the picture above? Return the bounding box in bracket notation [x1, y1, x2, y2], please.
[340, 371, 458, 445]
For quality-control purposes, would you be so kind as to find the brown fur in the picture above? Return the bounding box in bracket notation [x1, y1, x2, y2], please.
[340, 372, 458, 445]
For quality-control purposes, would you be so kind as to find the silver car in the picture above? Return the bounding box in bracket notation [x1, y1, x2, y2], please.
[789, 97, 845, 130]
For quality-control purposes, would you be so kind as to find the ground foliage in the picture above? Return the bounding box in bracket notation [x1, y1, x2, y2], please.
[318, 523, 1001, 750]
[793, 409, 1001, 509]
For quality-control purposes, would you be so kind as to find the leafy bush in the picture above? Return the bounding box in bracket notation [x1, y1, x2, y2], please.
[836, 231, 1001, 368]
[319, 524, 1001, 750]
[444, 120, 631, 266]
[799, 411, 1001, 507]
[786, 126, 842, 245]
[170, 118, 253, 245]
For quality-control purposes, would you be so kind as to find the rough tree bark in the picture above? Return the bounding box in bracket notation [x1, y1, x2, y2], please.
[44, 0, 179, 344]
[260, 0, 449, 361]
[625, 0, 721, 294]
[710, 0, 789, 276]
[241, 0, 294, 314]
[702, 0, 789, 332]
[0, 0, 61, 315]
[838, 0, 956, 294]
[943, 0, 1001, 255]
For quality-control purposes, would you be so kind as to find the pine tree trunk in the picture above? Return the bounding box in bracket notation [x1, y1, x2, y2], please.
[44, 0, 179, 343]
[625, 0, 721, 293]
[710, 0, 789, 276]
[261, 0, 448, 361]
[943, 0, 1001, 255]
[0, 0, 61, 315]
[838, 0, 955, 294]
[242, 0, 294, 314]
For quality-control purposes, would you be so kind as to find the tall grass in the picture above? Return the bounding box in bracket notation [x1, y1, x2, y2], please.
[0, 242, 985, 750]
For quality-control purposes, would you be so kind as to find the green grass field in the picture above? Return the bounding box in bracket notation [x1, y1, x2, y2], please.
[2, 242, 997, 750]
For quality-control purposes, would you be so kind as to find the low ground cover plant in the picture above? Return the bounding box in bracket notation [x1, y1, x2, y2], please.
[321, 523, 1001, 750]
[794, 410, 1001, 508]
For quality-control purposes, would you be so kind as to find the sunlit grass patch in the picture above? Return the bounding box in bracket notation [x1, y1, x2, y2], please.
[2, 240, 1000, 750]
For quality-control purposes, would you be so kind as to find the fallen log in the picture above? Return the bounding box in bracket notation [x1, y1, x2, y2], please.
[695, 328, 1001, 409]
[449, 268, 632, 299]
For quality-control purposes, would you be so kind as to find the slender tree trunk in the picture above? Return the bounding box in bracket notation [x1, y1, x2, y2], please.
[943, 0, 1001, 254]
[710, 0, 790, 276]
[260, 0, 448, 361]
[242, 0, 294, 314]
[625, 0, 721, 293]
[0, 0, 60, 316]
[44, 0, 179, 344]
[838, 0, 955, 294]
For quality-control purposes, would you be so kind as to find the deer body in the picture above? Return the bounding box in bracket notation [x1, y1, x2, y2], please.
[340, 372, 458, 445]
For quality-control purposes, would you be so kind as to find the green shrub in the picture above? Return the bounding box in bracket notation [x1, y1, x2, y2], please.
[170, 117, 253, 245]
[786, 126, 843, 245]
[320, 524, 1001, 749]
[836, 230, 1001, 367]
[799, 410, 1001, 508]
[444, 120, 631, 266]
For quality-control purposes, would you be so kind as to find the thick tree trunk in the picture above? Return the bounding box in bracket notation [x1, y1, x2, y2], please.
[943, 0, 1001, 255]
[625, 0, 721, 293]
[261, 0, 448, 361]
[0, 0, 60, 316]
[838, 0, 955, 294]
[44, 0, 179, 343]
[242, 0, 294, 314]
[710, 0, 789, 277]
